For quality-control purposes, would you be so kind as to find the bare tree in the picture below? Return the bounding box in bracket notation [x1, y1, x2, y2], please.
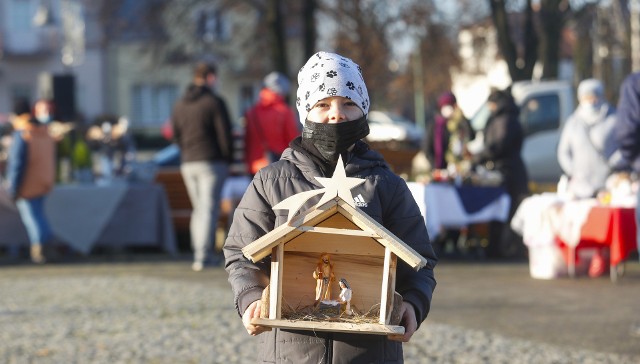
[538, 0, 570, 79]
[488, 0, 537, 81]
[266, 0, 288, 75]
[570, 3, 596, 82]
[303, 0, 318, 60]
[319, 0, 458, 114]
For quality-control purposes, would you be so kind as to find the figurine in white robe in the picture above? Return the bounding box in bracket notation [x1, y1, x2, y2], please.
[338, 278, 353, 315]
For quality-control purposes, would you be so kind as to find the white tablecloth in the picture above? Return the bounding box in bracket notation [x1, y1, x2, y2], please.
[407, 182, 511, 239]
[0, 182, 177, 255]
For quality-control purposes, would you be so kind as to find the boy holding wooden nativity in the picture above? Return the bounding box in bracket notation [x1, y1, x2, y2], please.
[224, 51, 437, 363]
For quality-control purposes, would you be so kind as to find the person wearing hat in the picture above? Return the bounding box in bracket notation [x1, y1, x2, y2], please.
[424, 91, 473, 173]
[224, 52, 437, 362]
[244, 71, 300, 176]
[557, 78, 619, 199]
[424, 91, 474, 256]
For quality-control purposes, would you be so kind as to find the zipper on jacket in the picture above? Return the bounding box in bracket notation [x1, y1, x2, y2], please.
[326, 333, 333, 364]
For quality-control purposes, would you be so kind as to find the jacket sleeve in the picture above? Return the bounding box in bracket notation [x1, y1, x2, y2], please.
[223, 172, 275, 317]
[557, 117, 574, 176]
[243, 109, 262, 175]
[602, 113, 622, 166]
[6, 131, 27, 200]
[615, 73, 640, 172]
[382, 176, 437, 328]
[213, 96, 234, 162]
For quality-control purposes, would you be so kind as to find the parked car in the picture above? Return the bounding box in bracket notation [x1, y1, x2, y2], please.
[366, 110, 423, 148]
[469, 80, 575, 185]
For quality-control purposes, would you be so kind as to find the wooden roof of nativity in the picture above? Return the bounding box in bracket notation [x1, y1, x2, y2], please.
[241, 196, 428, 271]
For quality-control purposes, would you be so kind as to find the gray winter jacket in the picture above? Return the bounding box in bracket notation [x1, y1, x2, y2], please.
[224, 140, 437, 363]
[557, 103, 619, 198]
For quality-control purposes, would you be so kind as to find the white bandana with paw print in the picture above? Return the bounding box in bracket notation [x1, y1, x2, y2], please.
[296, 51, 370, 122]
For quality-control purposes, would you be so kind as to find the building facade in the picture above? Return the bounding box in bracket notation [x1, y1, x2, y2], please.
[0, 0, 106, 122]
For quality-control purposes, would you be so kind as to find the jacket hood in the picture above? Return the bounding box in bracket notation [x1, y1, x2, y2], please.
[257, 88, 284, 108]
[280, 138, 389, 187]
[182, 84, 213, 102]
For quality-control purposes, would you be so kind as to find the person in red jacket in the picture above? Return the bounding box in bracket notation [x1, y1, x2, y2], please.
[244, 72, 299, 175]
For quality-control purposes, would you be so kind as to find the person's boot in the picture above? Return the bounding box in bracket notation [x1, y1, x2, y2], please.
[30, 244, 47, 264]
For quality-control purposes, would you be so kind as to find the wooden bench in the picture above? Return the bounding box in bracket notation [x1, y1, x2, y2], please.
[154, 167, 192, 233]
[154, 167, 233, 236]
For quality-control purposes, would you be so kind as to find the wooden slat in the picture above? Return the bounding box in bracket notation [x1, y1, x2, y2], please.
[250, 318, 405, 335]
[283, 234, 385, 257]
[296, 226, 379, 237]
[336, 200, 427, 270]
[316, 214, 361, 229]
[242, 201, 340, 262]
[379, 247, 391, 324]
[270, 245, 284, 319]
[385, 255, 398, 324]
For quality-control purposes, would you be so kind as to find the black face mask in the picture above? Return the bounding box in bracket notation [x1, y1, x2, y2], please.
[301, 115, 370, 162]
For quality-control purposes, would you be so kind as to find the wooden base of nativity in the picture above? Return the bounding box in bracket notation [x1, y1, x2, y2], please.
[251, 286, 406, 336]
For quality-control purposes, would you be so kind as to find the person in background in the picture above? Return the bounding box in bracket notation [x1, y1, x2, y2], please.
[472, 88, 529, 258]
[5, 98, 56, 264]
[557, 78, 619, 199]
[33, 99, 84, 184]
[244, 71, 299, 176]
[86, 116, 136, 179]
[0, 115, 15, 177]
[615, 71, 640, 256]
[423, 91, 474, 256]
[224, 51, 436, 362]
[424, 91, 473, 174]
[172, 62, 234, 272]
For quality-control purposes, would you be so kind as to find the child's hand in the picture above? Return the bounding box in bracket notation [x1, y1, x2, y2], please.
[242, 300, 269, 336]
[388, 302, 417, 342]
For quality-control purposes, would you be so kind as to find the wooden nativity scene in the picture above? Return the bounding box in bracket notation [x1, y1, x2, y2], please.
[242, 156, 427, 335]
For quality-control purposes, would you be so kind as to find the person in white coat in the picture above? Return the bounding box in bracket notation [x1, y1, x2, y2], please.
[557, 79, 619, 199]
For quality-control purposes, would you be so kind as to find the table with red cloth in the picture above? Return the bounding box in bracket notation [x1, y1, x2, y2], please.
[557, 206, 637, 282]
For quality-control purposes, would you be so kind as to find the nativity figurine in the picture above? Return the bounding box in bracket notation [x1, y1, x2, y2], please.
[338, 278, 353, 315]
[313, 252, 335, 302]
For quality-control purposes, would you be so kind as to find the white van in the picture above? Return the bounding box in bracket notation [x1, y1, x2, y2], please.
[469, 80, 575, 185]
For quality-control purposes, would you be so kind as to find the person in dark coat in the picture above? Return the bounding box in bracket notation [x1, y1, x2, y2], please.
[615, 71, 640, 256]
[472, 88, 530, 258]
[171, 62, 234, 271]
[224, 51, 437, 363]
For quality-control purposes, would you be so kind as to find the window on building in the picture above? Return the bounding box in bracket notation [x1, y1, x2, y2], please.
[10, 85, 33, 109]
[131, 84, 178, 126]
[9, 0, 34, 32]
[196, 8, 231, 43]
